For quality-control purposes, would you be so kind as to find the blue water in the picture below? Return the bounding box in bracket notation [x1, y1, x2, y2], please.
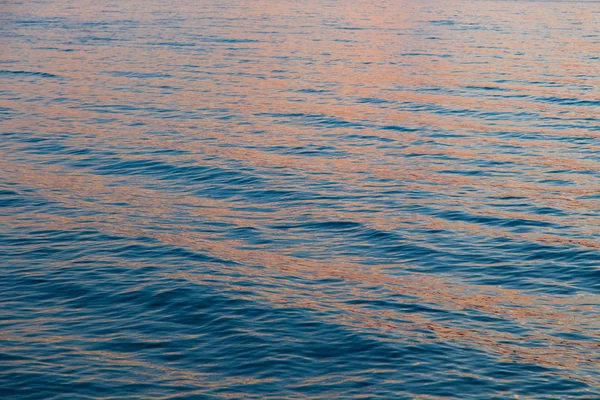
[1, 0, 599, 398]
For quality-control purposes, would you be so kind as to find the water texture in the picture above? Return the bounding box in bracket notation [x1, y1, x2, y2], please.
[1, 0, 599, 398]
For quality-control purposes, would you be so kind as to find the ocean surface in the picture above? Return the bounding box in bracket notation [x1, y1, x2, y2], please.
[1, 0, 599, 398]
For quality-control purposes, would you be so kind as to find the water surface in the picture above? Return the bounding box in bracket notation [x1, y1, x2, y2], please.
[1, 0, 599, 398]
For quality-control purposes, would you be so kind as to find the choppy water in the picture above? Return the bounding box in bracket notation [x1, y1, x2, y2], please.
[1, 0, 599, 398]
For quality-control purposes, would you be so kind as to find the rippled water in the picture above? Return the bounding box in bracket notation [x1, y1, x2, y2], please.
[1, 0, 599, 398]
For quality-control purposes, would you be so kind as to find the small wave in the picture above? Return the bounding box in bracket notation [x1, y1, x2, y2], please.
[0, 70, 60, 78]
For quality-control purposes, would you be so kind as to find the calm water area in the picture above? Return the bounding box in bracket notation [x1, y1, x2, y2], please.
[1, 0, 599, 398]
